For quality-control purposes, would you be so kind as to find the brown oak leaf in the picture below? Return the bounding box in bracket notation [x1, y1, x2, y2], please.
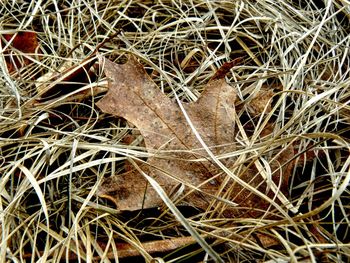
[96, 56, 292, 217]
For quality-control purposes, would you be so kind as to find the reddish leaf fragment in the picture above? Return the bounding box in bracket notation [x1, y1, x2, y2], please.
[210, 57, 243, 81]
[1, 32, 39, 72]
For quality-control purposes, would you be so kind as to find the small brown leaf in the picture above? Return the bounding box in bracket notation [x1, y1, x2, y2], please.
[97, 55, 291, 216]
[35, 34, 118, 101]
[247, 88, 275, 116]
[36, 56, 98, 100]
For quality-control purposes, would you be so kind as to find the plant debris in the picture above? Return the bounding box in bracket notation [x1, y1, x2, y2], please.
[1, 1, 349, 261]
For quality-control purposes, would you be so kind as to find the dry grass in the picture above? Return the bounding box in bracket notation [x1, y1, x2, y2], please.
[1, 0, 350, 262]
